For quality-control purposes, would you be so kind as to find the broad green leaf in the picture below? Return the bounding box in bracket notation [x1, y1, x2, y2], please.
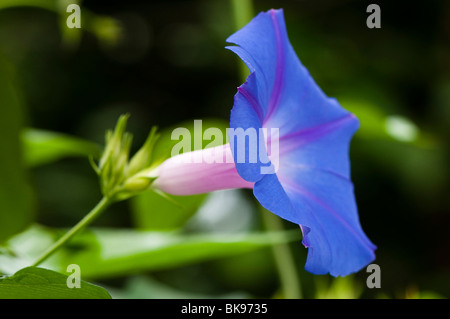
[0, 266, 111, 299]
[0, 224, 59, 275]
[61, 228, 300, 280]
[22, 129, 101, 167]
[184, 190, 257, 233]
[0, 56, 34, 243]
[131, 191, 207, 231]
[0, 225, 300, 280]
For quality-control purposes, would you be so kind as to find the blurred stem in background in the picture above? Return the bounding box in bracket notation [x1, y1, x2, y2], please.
[230, 0, 302, 299]
[230, 0, 252, 80]
[261, 208, 303, 299]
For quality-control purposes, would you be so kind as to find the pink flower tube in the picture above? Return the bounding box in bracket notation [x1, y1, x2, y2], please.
[152, 144, 254, 195]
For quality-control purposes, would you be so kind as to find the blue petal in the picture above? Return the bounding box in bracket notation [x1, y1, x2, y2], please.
[229, 72, 271, 182]
[253, 170, 375, 277]
[227, 8, 376, 276]
[227, 9, 352, 135]
[280, 167, 376, 276]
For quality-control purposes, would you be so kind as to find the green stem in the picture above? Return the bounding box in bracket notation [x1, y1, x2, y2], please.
[230, 0, 254, 82]
[32, 196, 111, 267]
[261, 208, 303, 299]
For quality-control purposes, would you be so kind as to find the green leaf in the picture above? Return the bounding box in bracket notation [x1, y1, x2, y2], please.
[22, 129, 101, 167]
[131, 191, 207, 231]
[0, 266, 111, 299]
[0, 225, 300, 280]
[62, 228, 300, 280]
[0, 56, 34, 243]
[0, 225, 57, 275]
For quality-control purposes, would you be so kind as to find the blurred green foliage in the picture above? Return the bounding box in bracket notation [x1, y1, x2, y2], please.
[0, 224, 298, 280]
[22, 128, 100, 167]
[0, 57, 34, 243]
[0, 0, 449, 299]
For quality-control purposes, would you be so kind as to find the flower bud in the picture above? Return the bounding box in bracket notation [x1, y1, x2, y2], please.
[92, 115, 159, 201]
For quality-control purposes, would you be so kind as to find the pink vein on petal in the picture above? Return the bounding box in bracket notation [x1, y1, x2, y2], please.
[278, 114, 356, 155]
[264, 9, 284, 123]
[238, 85, 264, 123]
[280, 178, 376, 251]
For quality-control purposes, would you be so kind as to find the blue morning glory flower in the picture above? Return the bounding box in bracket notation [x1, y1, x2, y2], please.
[153, 8, 376, 277]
